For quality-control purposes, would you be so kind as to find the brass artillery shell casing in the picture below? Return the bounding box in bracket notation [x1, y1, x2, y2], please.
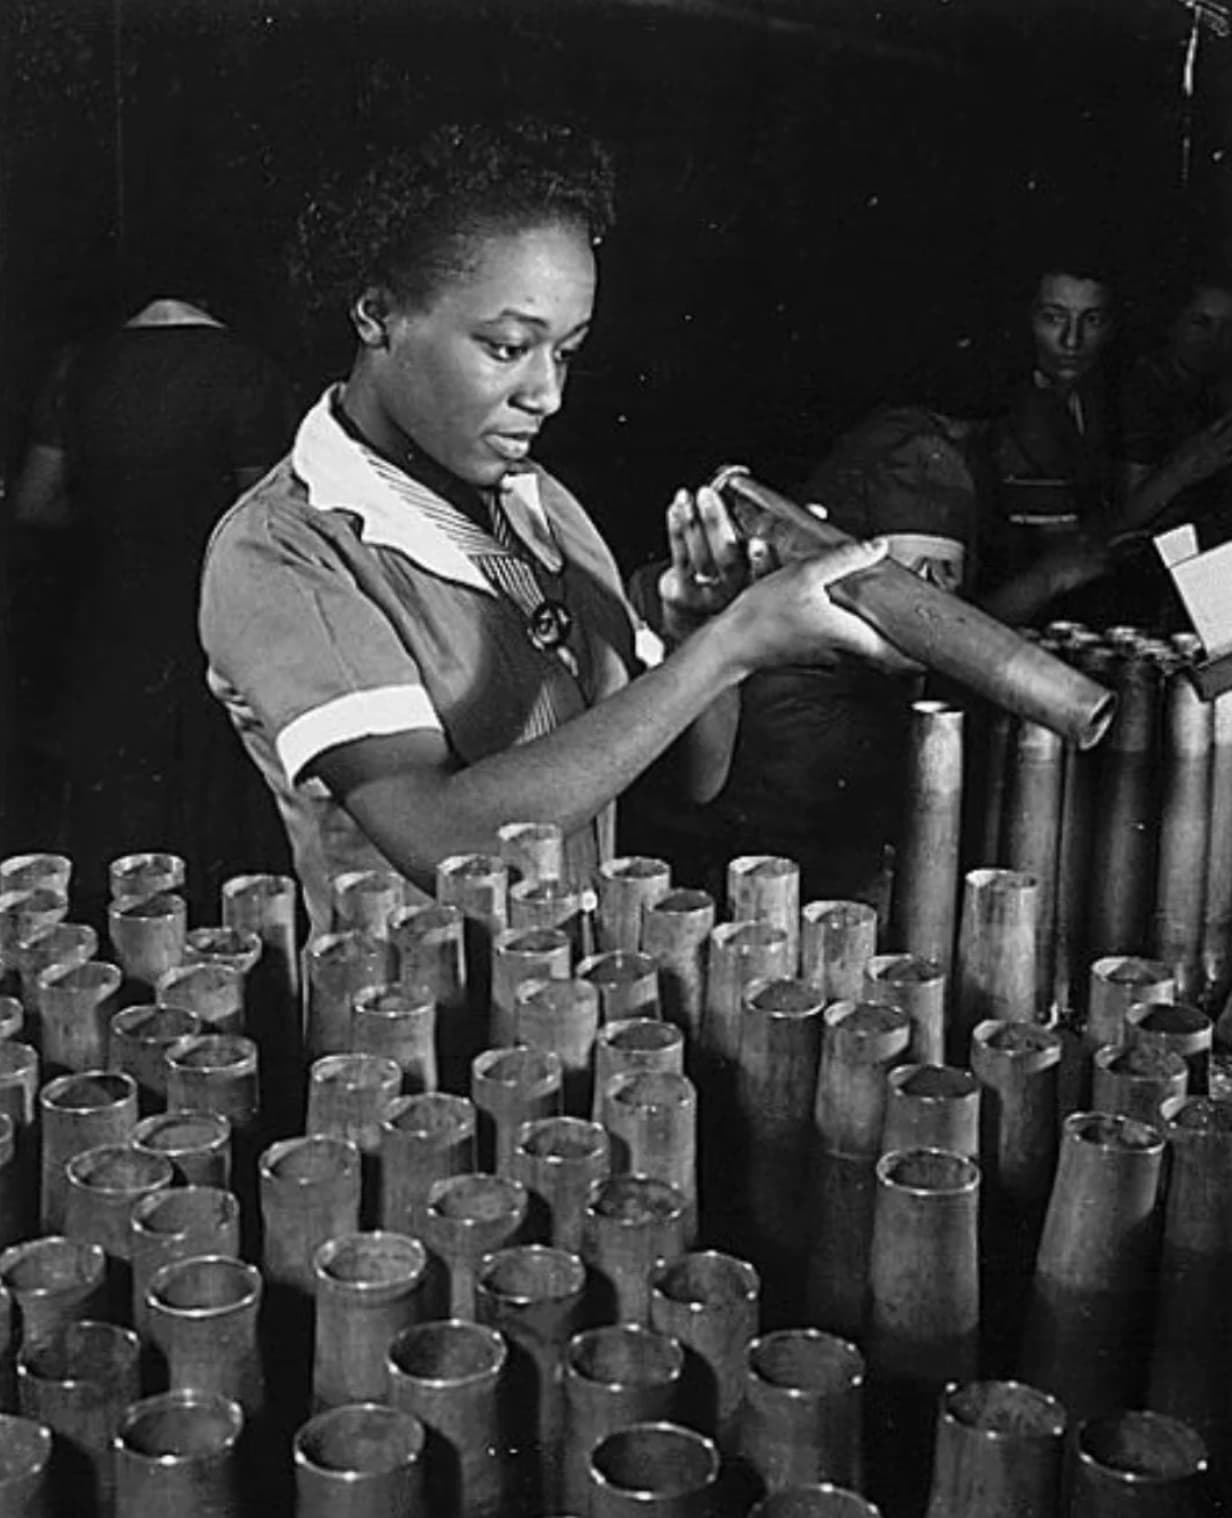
[863, 953, 946, 1066]
[578, 949, 662, 1023]
[801, 901, 878, 1006]
[891, 700, 964, 976]
[513, 976, 601, 1116]
[923, 1379, 1066, 1518]
[588, 1420, 722, 1518]
[145, 1255, 265, 1417]
[562, 1324, 685, 1515]
[471, 1045, 562, 1174]
[489, 926, 572, 1046]
[329, 868, 405, 939]
[378, 1092, 476, 1237]
[581, 1174, 690, 1326]
[113, 1390, 244, 1518]
[293, 1402, 426, 1518]
[0, 1412, 53, 1517]
[497, 819, 565, 889]
[39, 1071, 138, 1233]
[597, 855, 672, 954]
[510, 1114, 610, 1252]
[1069, 1410, 1210, 1517]
[641, 888, 716, 1043]
[303, 930, 395, 1062]
[109, 1004, 202, 1114]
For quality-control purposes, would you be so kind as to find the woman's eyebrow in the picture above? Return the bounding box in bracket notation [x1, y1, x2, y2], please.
[484, 310, 592, 340]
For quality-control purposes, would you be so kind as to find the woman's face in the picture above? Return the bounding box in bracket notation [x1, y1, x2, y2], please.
[350, 220, 596, 486]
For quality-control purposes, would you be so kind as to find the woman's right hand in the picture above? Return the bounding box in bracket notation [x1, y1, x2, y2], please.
[1169, 412, 1232, 488]
[718, 537, 909, 675]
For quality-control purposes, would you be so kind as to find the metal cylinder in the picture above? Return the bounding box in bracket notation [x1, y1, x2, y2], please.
[36, 961, 121, 1075]
[293, 1402, 425, 1518]
[1087, 655, 1161, 958]
[146, 1255, 264, 1416]
[801, 901, 878, 1005]
[597, 856, 673, 954]
[16, 1318, 139, 1518]
[971, 1021, 1061, 1202]
[510, 1116, 610, 1252]
[736, 976, 823, 1258]
[1124, 1001, 1212, 1097]
[881, 1065, 980, 1157]
[1001, 718, 1065, 1015]
[594, 1018, 685, 1124]
[577, 950, 661, 1024]
[588, 1420, 721, 1518]
[513, 977, 601, 1117]
[648, 1250, 760, 1451]
[490, 927, 572, 1046]
[109, 851, 184, 903]
[114, 1390, 244, 1518]
[640, 889, 715, 1044]
[1, 853, 71, 896]
[303, 931, 395, 1062]
[165, 1034, 260, 1135]
[386, 1318, 508, 1518]
[305, 1053, 401, 1158]
[601, 1071, 698, 1243]
[311, 1230, 429, 1409]
[40, 1071, 138, 1232]
[156, 962, 245, 1035]
[1021, 1110, 1166, 1421]
[108, 1005, 202, 1114]
[497, 820, 565, 888]
[132, 1111, 231, 1189]
[581, 1175, 690, 1327]
[711, 463, 1116, 746]
[1153, 673, 1211, 1001]
[562, 1325, 684, 1515]
[436, 853, 509, 1063]
[727, 855, 801, 971]
[867, 1147, 981, 1385]
[259, 1136, 362, 1296]
[1053, 651, 1106, 1020]
[1149, 1097, 1232, 1466]
[389, 902, 470, 1085]
[0, 1116, 18, 1254]
[182, 926, 262, 983]
[0, 890, 69, 978]
[421, 1172, 527, 1320]
[17, 922, 97, 1013]
[379, 1092, 476, 1237]
[63, 1144, 174, 1318]
[130, 1185, 240, 1335]
[891, 700, 964, 975]
[1091, 1042, 1188, 1124]
[1086, 955, 1175, 1054]
[0, 1411, 52, 1516]
[221, 872, 302, 1134]
[862, 954, 946, 1066]
[704, 922, 793, 1066]
[1202, 691, 1232, 1004]
[954, 869, 1038, 1059]
[0, 1237, 107, 1351]
[924, 1378, 1066, 1518]
[352, 984, 437, 1094]
[471, 1046, 562, 1174]
[108, 891, 187, 988]
[737, 1328, 864, 1493]
[1069, 1410, 1210, 1517]
[508, 878, 588, 957]
[475, 1244, 586, 1512]
[330, 870, 404, 939]
[0, 1043, 39, 1245]
[806, 1003, 911, 1339]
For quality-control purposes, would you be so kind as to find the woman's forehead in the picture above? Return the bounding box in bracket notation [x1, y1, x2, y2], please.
[423, 221, 596, 327]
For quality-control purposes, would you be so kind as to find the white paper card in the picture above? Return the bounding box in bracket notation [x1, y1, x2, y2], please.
[1154, 523, 1200, 568]
[1172, 539, 1232, 656]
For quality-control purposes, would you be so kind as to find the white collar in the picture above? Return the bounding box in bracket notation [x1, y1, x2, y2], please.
[292, 388, 564, 592]
[126, 299, 224, 329]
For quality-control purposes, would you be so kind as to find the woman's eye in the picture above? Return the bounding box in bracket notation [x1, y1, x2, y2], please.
[482, 339, 527, 362]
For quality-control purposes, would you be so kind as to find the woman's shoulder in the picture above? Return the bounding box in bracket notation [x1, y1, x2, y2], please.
[205, 457, 358, 569]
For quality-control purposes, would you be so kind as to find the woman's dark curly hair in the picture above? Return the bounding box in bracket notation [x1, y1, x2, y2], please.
[291, 117, 615, 324]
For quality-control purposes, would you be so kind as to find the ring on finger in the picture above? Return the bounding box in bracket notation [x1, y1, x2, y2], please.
[691, 570, 721, 587]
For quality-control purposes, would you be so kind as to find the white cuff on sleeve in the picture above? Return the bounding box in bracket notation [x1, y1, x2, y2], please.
[276, 684, 443, 784]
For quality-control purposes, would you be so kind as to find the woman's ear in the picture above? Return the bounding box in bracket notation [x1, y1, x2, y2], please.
[351, 286, 391, 348]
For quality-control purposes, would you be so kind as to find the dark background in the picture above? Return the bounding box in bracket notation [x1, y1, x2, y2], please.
[2, 0, 1231, 833]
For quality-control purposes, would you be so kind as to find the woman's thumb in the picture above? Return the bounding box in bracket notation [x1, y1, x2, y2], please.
[814, 536, 888, 587]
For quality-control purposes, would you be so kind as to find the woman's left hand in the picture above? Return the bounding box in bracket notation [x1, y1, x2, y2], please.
[658, 485, 749, 641]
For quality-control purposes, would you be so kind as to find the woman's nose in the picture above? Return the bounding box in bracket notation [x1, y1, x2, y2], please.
[514, 350, 564, 415]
